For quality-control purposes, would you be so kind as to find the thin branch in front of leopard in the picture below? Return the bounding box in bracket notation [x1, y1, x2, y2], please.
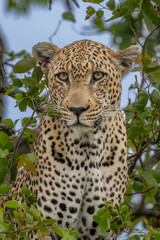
[125, 186, 155, 196]
[49, 20, 62, 43]
[7, 95, 48, 187]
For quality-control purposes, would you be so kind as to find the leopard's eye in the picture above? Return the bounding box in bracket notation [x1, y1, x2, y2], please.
[93, 72, 104, 81]
[57, 73, 68, 82]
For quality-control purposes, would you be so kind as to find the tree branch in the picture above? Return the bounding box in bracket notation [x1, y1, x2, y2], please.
[125, 187, 155, 196]
[142, 23, 160, 58]
[128, 126, 160, 160]
[143, 151, 160, 170]
[155, 187, 160, 219]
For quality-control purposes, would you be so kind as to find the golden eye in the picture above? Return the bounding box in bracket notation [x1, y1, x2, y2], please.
[57, 73, 68, 81]
[93, 72, 104, 81]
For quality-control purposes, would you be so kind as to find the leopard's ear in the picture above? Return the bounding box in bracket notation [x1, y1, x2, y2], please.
[32, 42, 60, 73]
[111, 45, 140, 75]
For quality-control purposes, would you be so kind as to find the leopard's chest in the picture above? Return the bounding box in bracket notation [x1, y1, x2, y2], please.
[29, 115, 128, 236]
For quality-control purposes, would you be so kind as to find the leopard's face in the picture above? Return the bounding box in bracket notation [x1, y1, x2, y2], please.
[33, 40, 139, 127]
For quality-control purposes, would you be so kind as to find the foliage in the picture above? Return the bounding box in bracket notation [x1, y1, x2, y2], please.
[1, 0, 160, 239]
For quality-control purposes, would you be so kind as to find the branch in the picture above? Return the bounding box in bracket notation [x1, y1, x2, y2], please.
[143, 151, 160, 170]
[155, 187, 160, 219]
[128, 125, 160, 174]
[72, 0, 79, 8]
[127, 15, 143, 47]
[49, 20, 62, 43]
[142, 23, 160, 57]
[49, 0, 52, 10]
[131, 207, 156, 220]
[128, 126, 160, 160]
[125, 187, 155, 196]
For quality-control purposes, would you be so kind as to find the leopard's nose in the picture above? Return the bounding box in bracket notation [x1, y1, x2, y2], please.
[69, 106, 90, 117]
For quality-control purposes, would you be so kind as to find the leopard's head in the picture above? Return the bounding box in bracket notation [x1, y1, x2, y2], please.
[33, 40, 139, 127]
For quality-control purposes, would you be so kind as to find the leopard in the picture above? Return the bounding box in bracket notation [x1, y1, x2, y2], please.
[2, 40, 139, 240]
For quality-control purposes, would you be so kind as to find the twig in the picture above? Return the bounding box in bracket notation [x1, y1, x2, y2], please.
[131, 207, 156, 220]
[14, 97, 46, 154]
[72, 0, 79, 8]
[49, 20, 62, 43]
[49, 0, 52, 10]
[143, 151, 160, 170]
[7, 95, 47, 190]
[66, 0, 71, 11]
[125, 186, 155, 196]
[128, 125, 160, 160]
[127, 15, 143, 47]
[128, 125, 160, 174]
[155, 187, 160, 219]
[4, 61, 14, 67]
[142, 23, 160, 57]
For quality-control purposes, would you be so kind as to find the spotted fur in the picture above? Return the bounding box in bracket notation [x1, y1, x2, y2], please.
[7, 40, 139, 239]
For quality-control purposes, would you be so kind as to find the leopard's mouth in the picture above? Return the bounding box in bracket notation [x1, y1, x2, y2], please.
[64, 116, 102, 128]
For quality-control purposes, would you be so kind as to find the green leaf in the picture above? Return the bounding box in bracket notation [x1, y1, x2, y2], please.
[94, 17, 105, 31]
[14, 210, 23, 223]
[18, 98, 27, 112]
[42, 219, 57, 225]
[0, 148, 9, 158]
[143, 65, 160, 74]
[22, 118, 37, 128]
[24, 128, 36, 138]
[153, 168, 160, 183]
[98, 219, 108, 237]
[21, 185, 33, 195]
[5, 200, 21, 208]
[15, 93, 23, 100]
[106, 0, 115, 10]
[133, 181, 143, 192]
[85, 6, 95, 20]
[0, 222, 10, 232]
[0, 131, 9, 147]
[25, 153, 37, 163]
[0, 158, 8, 183]
[62, 12, 75, 22]
[32, 66, 43, 81]
[136, 91, 148, 111]
[151, 89, 159, 104]
[63, 228, 79, 237]
[26, 212, 33, 224]
[142, 0, 160, 25]
[142, 170, 158, 196]
[121, 205, 129, 214]
[0, 185, 12, 195]
[51, 224, 64, 237]
[143, 13, 153, 32]
[0, 207, 4, 222]
[14, 56, 37, 73]
[4, 84, 19, 95]
[127, 125, 141, 140]
[18, 97, 33, 112]
[96, 10, 104, 18]
[1, 119, 14, 128]
[22, 77, 37, 87]
[105, 12, 121, 22]
[12, 78, 23, 87]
